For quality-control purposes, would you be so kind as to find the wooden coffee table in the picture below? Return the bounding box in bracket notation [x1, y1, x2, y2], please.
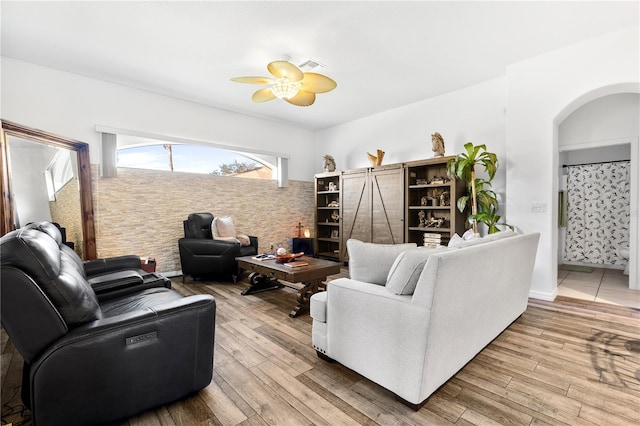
[236, 256, 341, 317]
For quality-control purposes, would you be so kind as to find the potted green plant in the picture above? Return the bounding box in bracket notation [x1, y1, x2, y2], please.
[447, 142, 508, 234]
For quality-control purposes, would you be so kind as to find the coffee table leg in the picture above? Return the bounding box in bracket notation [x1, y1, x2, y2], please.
[242, 272, 282, 295]
[289, 277, 325, 318]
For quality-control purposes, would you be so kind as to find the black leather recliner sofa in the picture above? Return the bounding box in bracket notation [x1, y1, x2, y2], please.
[178, 212, 258, 282]
[0, 222, 216, 425]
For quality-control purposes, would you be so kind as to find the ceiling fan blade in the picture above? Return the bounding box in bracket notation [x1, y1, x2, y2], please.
[285, 90, 316, 107]
[268, 61, 304, 82]
[231, 76, 274, 85]
[300, 73, 337, 93]
[252, 88, 277, 103]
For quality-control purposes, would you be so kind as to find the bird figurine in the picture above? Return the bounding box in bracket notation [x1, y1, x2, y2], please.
[367, 149, 385, 166]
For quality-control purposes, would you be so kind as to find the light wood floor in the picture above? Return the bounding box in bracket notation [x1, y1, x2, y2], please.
[2, 273, 640, 426]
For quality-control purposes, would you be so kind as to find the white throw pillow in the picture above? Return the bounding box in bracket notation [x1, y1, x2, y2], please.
[448, 233, 464, 248]
[386, 247, 441, 295]
[449, 229, 517, 249]
[214, 217, 236, 238]
[481, 229, 517, 242]
[347, 239, 416, 285]
[211, 218, 220, 238]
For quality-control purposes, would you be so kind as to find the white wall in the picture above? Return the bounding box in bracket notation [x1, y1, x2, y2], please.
[8, 139, 57, 225]
[316, 77, 508, 206]
[506, 25, 640, 299]
[0, 57, 316, 181]
[559, 93, 639, 146]
[561, 145, 631, 166]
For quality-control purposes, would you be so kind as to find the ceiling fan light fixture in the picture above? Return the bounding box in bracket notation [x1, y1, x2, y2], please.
[271, 78, 301, 99]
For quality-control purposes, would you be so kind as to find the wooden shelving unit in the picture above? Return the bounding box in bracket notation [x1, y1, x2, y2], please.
[405, 157, 466, 246]
[314, 172, 341, 260]
[314, 158, 466, 261]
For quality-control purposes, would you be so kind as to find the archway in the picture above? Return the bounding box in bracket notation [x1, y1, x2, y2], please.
[553, 83, 640, 292]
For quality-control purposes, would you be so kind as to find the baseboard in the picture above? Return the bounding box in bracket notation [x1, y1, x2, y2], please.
[528, 287, 558, 302]
[160, 270, 182, 278]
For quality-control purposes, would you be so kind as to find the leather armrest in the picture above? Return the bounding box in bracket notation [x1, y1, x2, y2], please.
[249, 235, 259, 250]
[84, 255, 141, 276]
[88, 270, 144, 293]
[178, 238, 240, 256]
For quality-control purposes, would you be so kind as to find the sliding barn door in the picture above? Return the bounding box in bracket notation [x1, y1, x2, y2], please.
[370, 167, 404, 244]
[339, 166, 405, 261]
[340, 170, 369, 261]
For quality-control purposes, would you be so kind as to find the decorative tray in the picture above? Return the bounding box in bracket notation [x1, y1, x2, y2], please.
[275, 252, 304, 263]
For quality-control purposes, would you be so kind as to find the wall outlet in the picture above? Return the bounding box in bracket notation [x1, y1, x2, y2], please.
[531, 202, 547, 213]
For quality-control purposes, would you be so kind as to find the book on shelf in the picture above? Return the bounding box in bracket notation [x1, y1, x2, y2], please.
[284, 260, 309, 268]
[423, 233, 442, 239]
[423, 232, 442, 248]
[252, 254, 275, 261]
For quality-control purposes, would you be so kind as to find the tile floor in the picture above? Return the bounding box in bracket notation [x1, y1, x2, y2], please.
[557, 266, 640, 309]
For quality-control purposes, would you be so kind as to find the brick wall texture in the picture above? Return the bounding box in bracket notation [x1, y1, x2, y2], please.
[49, 177, 83, 257]
[92, 166, 314, 273]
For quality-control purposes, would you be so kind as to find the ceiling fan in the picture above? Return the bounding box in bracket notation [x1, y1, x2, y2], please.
[231, 60, 337, 107]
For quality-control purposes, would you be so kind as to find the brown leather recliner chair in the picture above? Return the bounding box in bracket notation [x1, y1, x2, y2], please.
[178, 212, 258, 282]
[0, 222, 216, 426]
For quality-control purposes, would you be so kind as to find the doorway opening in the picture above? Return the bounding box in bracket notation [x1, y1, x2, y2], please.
[555, 92, 639, 308]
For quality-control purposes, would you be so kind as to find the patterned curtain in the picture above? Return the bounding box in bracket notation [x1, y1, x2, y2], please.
[564, 161, 630, 265]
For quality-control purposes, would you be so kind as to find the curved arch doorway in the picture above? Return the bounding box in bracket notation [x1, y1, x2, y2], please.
[554, 89, 639, 304]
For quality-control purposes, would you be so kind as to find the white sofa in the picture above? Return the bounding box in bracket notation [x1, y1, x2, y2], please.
[310, 231, 540, 409]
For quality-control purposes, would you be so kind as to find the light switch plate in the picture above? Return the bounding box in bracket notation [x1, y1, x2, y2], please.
[531, 202, 547, 213]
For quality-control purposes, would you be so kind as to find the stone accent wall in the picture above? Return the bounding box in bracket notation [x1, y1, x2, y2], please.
[49, 178, 83, 257]
[92, 166, 314, 273]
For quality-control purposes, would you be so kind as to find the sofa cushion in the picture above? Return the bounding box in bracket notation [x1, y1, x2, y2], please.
[347, 239, 416, 285]
[386, 247, 442, 295]
[450, 229, 517, 249]
[480, 229, 517, 242]
[450, 236, 485, 249]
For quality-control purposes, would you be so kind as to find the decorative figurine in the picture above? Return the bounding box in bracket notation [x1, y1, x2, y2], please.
[426, 216, 445, 228]
[431, 132, 445, 157]
[418, 210, 426, 227]
[331, 210, 340, 222]
[328, 182, 337, 191]
[367, 149, 385, 166]
[439, 191, 450, 207]
[323, 155, 336, 172]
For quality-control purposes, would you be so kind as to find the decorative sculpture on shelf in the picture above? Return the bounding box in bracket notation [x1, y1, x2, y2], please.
[439, 191, 450, 207]
[367, 149, 385, 166]
[323, 155, 336, 172]
[426, 216, 446, 228]
[431, 132, 445, 157]
[418, 210, 427, 228]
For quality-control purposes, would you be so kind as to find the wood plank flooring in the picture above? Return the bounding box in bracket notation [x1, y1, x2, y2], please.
[2, 273, 639, 426]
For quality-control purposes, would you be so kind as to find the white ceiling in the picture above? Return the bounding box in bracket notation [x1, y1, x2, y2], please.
[1, 1, 638, 130]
